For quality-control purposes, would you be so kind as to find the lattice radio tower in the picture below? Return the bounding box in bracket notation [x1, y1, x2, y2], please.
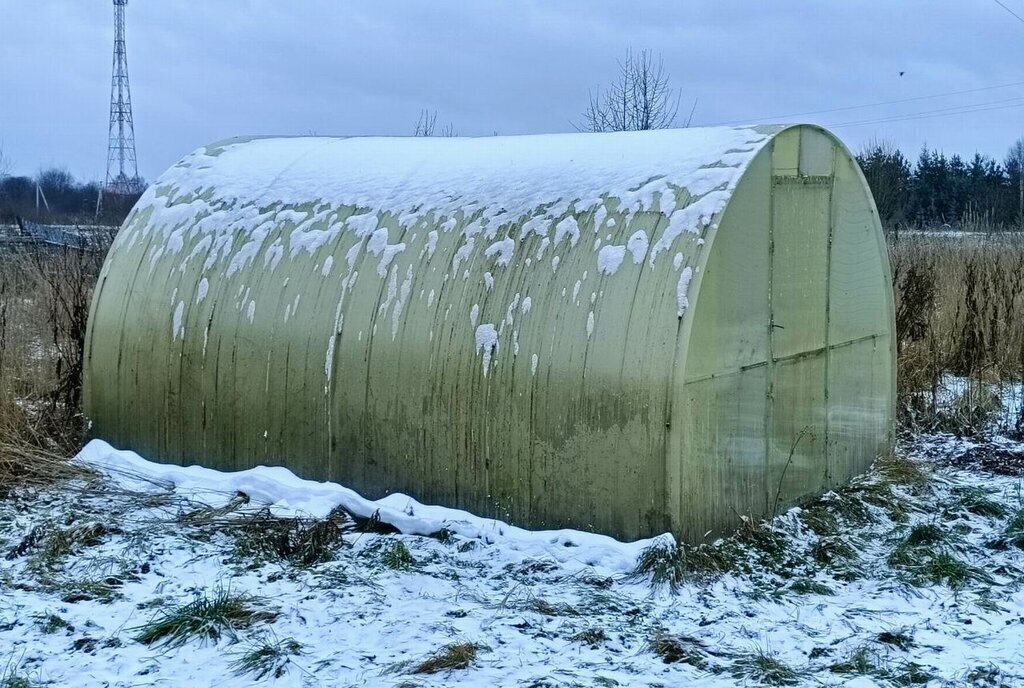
[104, 0, 142, 196]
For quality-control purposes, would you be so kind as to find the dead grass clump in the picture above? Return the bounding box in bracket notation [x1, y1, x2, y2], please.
[811, 536, 858, 568]
[6, 521, 117, 574]
[34, 613, 73, 635]
[731, 649, 802, 686]
[0, 659, 42, 688]
[176, 493, 250, 524]
[964, 665, 1016, 686]
[876, 628, 916, 651]
[950, 486, 1009, 519]
[847, 481, 911, 523]
[628, 539, 732, 592]
[0, 441, 94, 496]
[827, 491, 877, 526]
[629, 540, 685, 592]
[570, 627, 608, 647]
[735, 517, 789, 556]
[378, 540, 417, 570]
[798, 504, 839, 537]
[932, 384, 1004, 437]
[887, 524, 986, 590]
[786, 578, 834, 596]
[1002, 509, 1024, 549]
[132, 588, 277, 648]
[875, 454, 931, 488]
[528, 598, 578, 616]
[648, 629, 707, 667]
[412, 642, 479, 674]
[58, 576, 129, 604]
[231, 508, 347, 568]
[887, 523, 946, 569]
[828, 646, 936, 683]
[230, 635, 304, 680]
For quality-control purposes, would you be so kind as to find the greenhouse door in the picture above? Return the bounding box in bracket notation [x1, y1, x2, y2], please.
[767, 175, 832, 511]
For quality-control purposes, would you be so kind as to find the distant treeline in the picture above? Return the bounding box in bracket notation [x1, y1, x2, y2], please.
[857, 138, 1024, 231]
[0, 168, 142, 226]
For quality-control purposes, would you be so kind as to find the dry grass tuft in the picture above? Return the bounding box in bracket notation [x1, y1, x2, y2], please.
[0, 440, 95, 496]
[629, 539, 733, 592]
[132, 588, 277, 648]
[412, 642, 479, 674]
[229, 507, 348, 568]
[378, 539, 417, 570]
[230, 635, 304, 680]
[648, 629, 707, 667]
[731, 649, 802, 686]
[875, 453, 931, 488]
[570, 627, 608, 647]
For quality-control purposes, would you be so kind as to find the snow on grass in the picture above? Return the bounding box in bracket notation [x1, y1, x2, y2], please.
[1, 431, 1023, 686]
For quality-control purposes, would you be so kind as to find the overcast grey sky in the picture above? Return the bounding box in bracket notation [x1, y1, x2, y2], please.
[2, 1, 1023, 183]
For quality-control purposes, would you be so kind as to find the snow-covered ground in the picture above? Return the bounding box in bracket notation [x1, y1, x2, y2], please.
[2, 424, 1023, 686]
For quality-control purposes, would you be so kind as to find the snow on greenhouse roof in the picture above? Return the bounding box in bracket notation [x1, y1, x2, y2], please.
[129, 125, 779, 291]
[140, 126, 778, 256]
[162, 126, 772, 203]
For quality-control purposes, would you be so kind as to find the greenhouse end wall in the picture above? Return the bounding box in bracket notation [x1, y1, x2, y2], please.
[672, 127, 894, 541]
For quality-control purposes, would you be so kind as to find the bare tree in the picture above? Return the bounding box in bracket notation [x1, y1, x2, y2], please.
[414, 109, 456, 137]
[577, 49, 692, 132]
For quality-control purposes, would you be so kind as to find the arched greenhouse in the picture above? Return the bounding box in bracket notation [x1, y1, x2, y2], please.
[83, 124, 895, 541]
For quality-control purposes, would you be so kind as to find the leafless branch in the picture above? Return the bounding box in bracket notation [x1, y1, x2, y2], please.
[414, 109, 438, 137]
[575, 49, 685, 132]
[414, 110, 457, 137]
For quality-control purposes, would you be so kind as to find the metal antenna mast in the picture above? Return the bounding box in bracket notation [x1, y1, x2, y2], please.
[104, 0, 141, 196]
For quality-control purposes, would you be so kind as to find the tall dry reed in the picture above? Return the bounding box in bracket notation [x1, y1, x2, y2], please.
[889, 231, 1024, 435]
[0, 233, 111, 452]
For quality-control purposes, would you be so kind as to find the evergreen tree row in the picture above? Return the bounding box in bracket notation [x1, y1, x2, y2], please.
[857, 138, 1024, 230]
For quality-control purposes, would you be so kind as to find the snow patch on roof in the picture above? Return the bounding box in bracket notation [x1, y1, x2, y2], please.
[195, 278, 209, 304]
[484, 237, 515, 266]
[554, 216, 580, 247]
[171, 301, 184, 340]
[597, 244, 626, 275]
[677, 266, 694, 317]
[627, 230, 649, 263]
[475, 324, 499, 376]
